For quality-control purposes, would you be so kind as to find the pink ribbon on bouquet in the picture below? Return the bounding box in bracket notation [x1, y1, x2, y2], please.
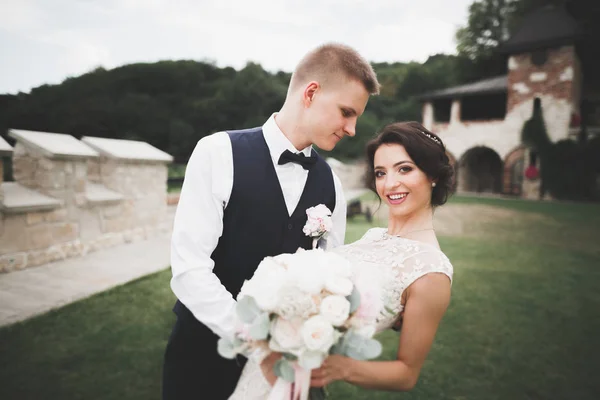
[266, 364, 311, 400]
[312, 237, 319, 249]
[292, 364, 311, 400]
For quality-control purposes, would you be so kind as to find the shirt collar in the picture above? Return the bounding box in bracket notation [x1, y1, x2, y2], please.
[262, 113, 313, 164]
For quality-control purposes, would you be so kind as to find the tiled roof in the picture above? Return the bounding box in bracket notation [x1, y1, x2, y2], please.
[417, 75, 507, 101]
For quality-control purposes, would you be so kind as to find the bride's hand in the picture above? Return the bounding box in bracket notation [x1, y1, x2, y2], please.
[310, 355, 351, 387]
[259, 352, 282, 386]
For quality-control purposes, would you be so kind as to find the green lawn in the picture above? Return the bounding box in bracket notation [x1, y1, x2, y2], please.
[1, 197, 599, 399]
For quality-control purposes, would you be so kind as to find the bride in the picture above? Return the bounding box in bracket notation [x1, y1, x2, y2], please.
[229, 121, 455, 398]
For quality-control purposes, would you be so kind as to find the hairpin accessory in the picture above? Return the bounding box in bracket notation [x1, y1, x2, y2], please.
[419, 130, 442, 146]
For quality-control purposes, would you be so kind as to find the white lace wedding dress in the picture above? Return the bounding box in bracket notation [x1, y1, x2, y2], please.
[229, 227, 454, 399]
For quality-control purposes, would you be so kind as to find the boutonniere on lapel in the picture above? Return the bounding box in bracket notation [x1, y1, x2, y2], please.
[302, 204, 333, 249]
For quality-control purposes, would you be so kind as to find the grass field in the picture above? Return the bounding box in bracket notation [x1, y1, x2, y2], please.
[1, 196, 599, 399]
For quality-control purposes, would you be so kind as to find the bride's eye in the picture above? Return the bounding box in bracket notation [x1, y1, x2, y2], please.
[375, 170, 385, 178]
[399, 167, 412, 173]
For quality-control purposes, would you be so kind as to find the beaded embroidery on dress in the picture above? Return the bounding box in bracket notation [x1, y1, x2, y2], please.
[228, 227, 453, 399]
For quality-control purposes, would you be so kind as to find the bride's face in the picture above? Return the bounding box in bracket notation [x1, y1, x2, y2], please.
[373, 143, 434, 217]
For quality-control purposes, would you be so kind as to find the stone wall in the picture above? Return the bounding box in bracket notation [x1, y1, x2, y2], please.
[88, 158, 169, 229]
[427, 97, 567, 198]
[12, 142, 88, 208]
[0, 130, 172, 273]
[428, 94, 576, 160]
[0, 160, 4, 204]
[508, 46, 578, 109]
[507, 45, 579, 143]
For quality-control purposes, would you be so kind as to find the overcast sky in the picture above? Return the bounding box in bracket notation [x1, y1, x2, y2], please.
[0, 0, 472, 95]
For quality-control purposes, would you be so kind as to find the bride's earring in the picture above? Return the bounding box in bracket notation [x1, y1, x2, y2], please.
[432, 182, 436, 187]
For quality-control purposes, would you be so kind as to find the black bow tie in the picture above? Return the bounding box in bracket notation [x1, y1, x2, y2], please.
[278, 149, 317, 170]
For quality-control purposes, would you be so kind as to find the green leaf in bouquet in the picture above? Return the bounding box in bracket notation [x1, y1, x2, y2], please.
[342, 331, 382, 360]
[274, 359, 295, 383]
[330, 340, 346, 355]
[217, 337, 236, 359]
[282, 352, 298, 361]
[249, 312, 270, 340]
[237, 296, 261, 324]
[346, 286, 361, 313]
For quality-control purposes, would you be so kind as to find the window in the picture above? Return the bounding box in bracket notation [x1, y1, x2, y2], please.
[433, 99, 451, 123]
[531, 50, 548, 66]
[461, 93, 507, 121]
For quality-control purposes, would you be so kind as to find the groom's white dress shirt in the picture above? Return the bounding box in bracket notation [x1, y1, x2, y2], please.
[170, 114, 347, 340]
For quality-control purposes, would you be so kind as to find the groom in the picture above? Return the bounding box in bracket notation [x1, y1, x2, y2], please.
[162, 43, 380, 400]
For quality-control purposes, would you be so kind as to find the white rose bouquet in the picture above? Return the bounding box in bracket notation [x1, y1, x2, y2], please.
[218, 248, 383, 400]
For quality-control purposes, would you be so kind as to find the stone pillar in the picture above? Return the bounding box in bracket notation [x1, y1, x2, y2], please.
[450, 100, 461, 125]
[422, 102, 434, 130]
[81, 136, 173, 237]
[9, 130, 99, 215]
[11, 142, 37, 190]
[12, 143, 88, 212]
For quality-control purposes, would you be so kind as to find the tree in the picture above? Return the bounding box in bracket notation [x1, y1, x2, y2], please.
[456, 0, 516, 60]
[0, 56, 478, 163]
[520, 99, 551, 152]
[521, 99, 599, 201]
[455, 0, 570, 59]
[455, 0, 565, 81]
[168, 119, 195, 163]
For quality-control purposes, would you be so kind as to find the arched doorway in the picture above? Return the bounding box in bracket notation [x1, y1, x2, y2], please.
[458, 147, 503, 193]
[503, 146, 526, 195]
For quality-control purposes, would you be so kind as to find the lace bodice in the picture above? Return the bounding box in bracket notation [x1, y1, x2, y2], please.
[229, 228, 453, 399]
[330, 227, 453, 331]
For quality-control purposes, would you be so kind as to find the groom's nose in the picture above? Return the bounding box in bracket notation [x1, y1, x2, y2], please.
[344, 120, 356, 137]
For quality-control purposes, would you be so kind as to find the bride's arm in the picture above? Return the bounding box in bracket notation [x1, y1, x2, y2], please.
[311, 273, 451, 391]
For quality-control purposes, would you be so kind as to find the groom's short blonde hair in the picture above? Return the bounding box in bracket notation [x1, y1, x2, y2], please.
[289, 43, 380, 95]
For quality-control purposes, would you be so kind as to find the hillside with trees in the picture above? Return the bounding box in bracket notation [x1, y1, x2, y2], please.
[1, 0, 596, 165]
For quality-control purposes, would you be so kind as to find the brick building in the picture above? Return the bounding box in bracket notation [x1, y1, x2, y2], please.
[419, 5, 599, 199]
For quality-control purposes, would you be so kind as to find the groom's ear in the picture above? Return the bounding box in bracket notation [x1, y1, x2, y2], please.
[304, 81, 319, 106]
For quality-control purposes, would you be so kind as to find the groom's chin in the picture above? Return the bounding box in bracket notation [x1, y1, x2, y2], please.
[318, 140, 338, 152]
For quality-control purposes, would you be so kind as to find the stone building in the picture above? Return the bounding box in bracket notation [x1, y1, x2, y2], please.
[419, 5, 599, 199]
[0, 129, 173, 273]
